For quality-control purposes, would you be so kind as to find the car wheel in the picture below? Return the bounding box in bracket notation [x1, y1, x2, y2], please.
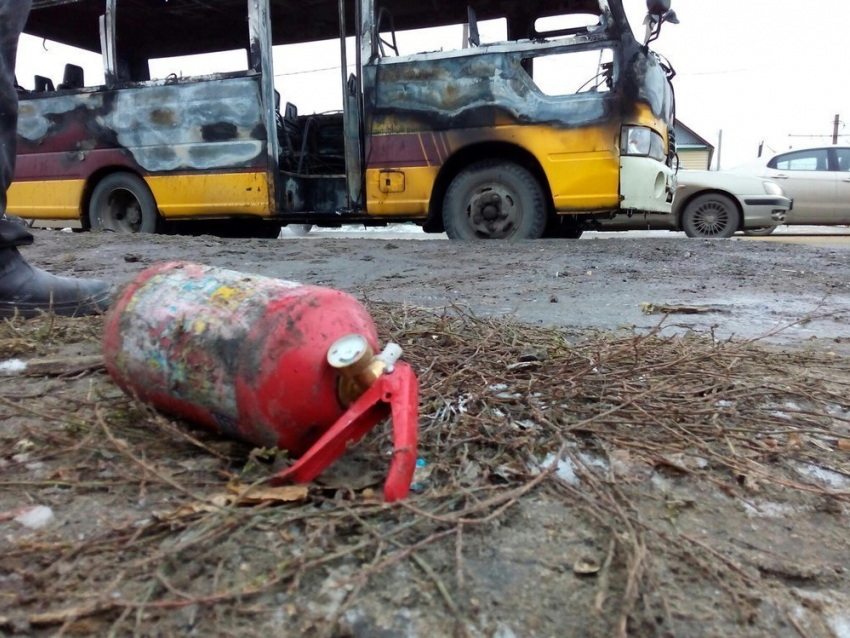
[443, 160, 547, 240]
[89, 173, 161, 234]
[681, 193, 741, 239]
[287, 224, 314, 236]
[743, 226, 777, 237]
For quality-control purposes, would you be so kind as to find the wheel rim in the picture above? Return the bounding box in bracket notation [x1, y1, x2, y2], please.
[689, 200, 731, 237]
[463, 183, 522, 239]
[102, 188, 143, 233]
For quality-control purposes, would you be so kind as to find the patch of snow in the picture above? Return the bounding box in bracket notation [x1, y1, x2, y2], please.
[539, 452, 608, 485]
[0, 359, 27, 374]
[516, 420, 541, 431]
[650, 474, 673, 491]
[743, 500, 810, 518]
[829, 615, 850, 638]
[826, 404, 850, 418]
[494, 624, 518, 638]
[795, 463, 850, 490]
[14, 505, 54, 529]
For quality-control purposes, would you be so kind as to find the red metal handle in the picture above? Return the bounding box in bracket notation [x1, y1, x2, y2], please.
[271, 362, 419, 502]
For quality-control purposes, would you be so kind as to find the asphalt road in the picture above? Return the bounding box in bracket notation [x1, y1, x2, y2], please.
[23, 226, 850, 352]
[286, 225, 850, 247]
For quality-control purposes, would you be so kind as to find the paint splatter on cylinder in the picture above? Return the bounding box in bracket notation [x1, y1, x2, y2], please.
[103, 261, 379, 454]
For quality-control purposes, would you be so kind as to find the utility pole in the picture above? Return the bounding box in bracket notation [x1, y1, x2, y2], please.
[716, 129, 723, 171]
[834, 114, 841, 145]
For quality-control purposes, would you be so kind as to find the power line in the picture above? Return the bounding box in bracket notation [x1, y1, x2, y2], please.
[274, 64, 356, 78]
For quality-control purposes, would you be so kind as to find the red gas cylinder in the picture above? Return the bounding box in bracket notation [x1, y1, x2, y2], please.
[102, 261, 418, 501]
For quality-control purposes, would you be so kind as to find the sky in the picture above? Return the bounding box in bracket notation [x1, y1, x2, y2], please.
[14, 0, 849, 169]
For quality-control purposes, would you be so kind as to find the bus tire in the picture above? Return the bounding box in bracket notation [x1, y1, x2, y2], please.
[89, 173, 161, 234]
[680, 193, 741, 239]
[442, 160, 547, 240]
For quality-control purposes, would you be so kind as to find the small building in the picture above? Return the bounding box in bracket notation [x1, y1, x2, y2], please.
[675, 122, 715, 170]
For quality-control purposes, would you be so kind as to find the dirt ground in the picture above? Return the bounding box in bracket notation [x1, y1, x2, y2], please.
[1, 231, 849, 638]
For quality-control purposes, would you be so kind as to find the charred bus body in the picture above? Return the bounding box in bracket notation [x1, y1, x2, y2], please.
[12, 0, 677, 239]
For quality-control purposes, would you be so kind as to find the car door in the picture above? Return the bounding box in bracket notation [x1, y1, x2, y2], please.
[832, 148, 850, 223]
[765, 149, 836, 224]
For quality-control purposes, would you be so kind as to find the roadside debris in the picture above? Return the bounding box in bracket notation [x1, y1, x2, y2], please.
[640, 301, 726, 315]
[2, 305, 849, 637]
[157, 482, 309, 520]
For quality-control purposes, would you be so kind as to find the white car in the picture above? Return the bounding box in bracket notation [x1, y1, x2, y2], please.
[595, 169, 791, 238]
[730, 146, 850, 233]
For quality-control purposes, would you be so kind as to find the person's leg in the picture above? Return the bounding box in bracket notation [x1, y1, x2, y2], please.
[0, 0, 111, 318]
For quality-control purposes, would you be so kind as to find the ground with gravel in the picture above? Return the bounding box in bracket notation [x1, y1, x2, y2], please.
[1, 231, 849, 638]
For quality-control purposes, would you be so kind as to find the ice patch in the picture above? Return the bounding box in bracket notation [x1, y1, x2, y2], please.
[0, 359, 27, 374]
[14, 506, 54, 529]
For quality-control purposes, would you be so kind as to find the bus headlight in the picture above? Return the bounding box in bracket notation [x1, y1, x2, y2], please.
[621, 126, 666, 162]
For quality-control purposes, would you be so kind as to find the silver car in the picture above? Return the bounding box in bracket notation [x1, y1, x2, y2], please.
[595, 170, 791, 238]
[730, 146, 850, 233]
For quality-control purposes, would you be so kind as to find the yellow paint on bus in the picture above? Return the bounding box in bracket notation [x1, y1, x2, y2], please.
[7, 180, 86, 219]
[147, 172, 271, 218]
[7, 171, 272, 221]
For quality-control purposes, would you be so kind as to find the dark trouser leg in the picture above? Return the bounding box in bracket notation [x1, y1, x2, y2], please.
[0, 0, 31, 233]
[0, 0, 112, 317]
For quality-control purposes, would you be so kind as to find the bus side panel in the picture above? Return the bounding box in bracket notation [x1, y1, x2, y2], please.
[6, 180, 86, 219]
[11, 75, 273, 219]
[365, 124, 621, 216]
[362, 48, 622, 216]
[147, 172, 270, 218]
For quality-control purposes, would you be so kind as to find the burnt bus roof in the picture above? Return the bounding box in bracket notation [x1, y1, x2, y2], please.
[27, 0, 603, 58]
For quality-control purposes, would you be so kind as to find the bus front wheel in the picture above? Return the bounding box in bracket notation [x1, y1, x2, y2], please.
[89, 173, 161, 234]
[443, 160, 547, 240]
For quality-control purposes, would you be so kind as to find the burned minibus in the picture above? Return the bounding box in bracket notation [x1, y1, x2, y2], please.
[11, 0, 678, 239]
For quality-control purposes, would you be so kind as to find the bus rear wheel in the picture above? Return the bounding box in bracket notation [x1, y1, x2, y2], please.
[89, 173, 161, 234]
[443, 160, 547, 240]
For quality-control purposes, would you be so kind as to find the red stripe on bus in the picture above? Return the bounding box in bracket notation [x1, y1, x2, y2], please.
[367, 134, 429, 169]
[13, 149, 136, 181]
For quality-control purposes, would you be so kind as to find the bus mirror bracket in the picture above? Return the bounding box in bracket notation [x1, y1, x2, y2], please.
[643, 0, 678, 46]
[467, 7, 480, 47]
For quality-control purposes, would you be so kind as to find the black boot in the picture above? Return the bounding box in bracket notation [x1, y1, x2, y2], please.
[0, 246, 112, 318]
